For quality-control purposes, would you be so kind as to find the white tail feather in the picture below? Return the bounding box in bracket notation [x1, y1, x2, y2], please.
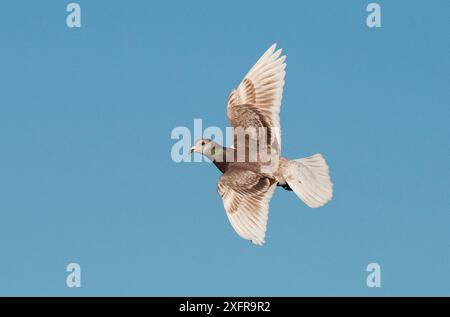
[285, 154, 333, 208]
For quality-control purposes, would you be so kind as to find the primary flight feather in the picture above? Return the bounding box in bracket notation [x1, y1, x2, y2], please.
[190, 44, 333, 245]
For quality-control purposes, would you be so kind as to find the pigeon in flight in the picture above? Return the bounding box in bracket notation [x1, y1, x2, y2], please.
[190, 44, 333, 245]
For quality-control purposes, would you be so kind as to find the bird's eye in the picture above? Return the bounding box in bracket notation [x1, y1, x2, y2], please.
[201, 141, 205, 146]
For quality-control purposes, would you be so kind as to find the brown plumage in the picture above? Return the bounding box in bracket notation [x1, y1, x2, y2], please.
[190, 44, 333, 245]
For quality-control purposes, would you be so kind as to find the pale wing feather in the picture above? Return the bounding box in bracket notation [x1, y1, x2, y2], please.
[217, 168, 277, 245]
[227, 44, 286, 151]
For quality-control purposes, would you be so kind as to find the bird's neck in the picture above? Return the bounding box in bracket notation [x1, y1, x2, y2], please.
[209, 145, 232, 173]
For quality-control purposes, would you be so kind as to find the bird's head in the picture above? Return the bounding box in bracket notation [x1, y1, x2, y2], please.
[190, 138, 213, 155]
[190, 138, 222, 160]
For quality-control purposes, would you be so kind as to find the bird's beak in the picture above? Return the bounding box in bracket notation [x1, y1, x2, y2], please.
[190, 146, 195, 154]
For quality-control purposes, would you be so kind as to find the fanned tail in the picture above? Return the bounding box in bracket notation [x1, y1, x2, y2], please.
[284, 154, 333, 208]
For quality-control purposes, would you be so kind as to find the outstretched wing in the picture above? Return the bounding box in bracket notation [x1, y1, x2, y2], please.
[217, 168, 277, 245]
[227, 44, 286, 152]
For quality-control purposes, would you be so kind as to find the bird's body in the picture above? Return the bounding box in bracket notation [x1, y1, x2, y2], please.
[190, 44, 333, 245]
[206, 144, 290, 188]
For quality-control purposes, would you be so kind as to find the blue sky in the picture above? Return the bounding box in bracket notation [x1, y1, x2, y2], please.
[0, 0, 449, 296]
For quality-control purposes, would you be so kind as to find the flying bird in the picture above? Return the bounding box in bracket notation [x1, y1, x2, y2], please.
[190, 44, 333, 245]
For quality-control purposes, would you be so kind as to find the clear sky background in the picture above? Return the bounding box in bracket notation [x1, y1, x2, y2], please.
[0, 1, 449, 296]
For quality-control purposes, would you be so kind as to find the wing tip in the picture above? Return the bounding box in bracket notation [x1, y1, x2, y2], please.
[252, 240, 265, 246]
[269, 44, 286, 65]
